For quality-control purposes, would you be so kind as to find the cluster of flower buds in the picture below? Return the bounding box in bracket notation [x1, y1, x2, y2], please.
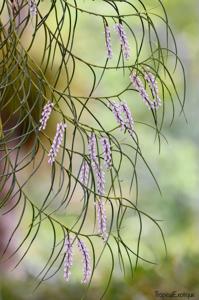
[144, 70, 161, 109]
[87, 133, 109, 240]
[64, 237, 73, 282]
[39, 101, 54, 131]
[88, 132, 98, 167]
[108, 101, 126, 130]
[79, 160, 89, 186]
[105, 23, 130, 60]
[114, 23, 130, 60]
[29, 0, 37, 17]
[77, 239, 92, 284]
[130, 71, 161, 109]
[48, 122, 67, 165]
[105, 25, 113, 59]
[64, 236, 91, 284]
[109, 101, 135, 137]
[96, 198, 108, 241]
[100, 137, 112, 169]
[39, 102, 67, 165]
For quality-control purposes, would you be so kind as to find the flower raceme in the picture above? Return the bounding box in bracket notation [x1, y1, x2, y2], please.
[105, 25, 113, 59]
[104, 23, 130, 60]
[96, 198, 108, 241]
[77, 239, 92, 284]
[109, 101, 135, 137]
[114, 23, 130, 60]
[130, 73, 151, 108]
[63, 237, 92, 284]
[64, 237, 73, 282]
[87, 133, 108, 240]
[130, 72, 161, 109]
[88, 132, 98, 167]
[38, 101, 54, 131]
[48, 122, 67, 165]
[95, 165, 105, 197]
[79, 160, 89, 186]
[121, 102, 135, 131]
[144, 70, 161, 109]
[88, 133, 106, 198]
[109, 101, 125, 130]
[29, 0, 37, 17]
[100, 137, 112, 169]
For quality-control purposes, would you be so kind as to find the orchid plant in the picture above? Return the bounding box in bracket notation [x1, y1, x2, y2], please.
[0, 0, 185, 297]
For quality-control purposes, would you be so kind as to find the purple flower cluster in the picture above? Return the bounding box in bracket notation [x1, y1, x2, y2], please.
[64, 237, 73, 282]
[39, 101, 54, 131]
[79, 160, 89, 186]
[109, 101, 125, 130]
[88, 132, 97, 167]
[29, 0, 37, 17]
[87, 133, 108, 240]
[48, 122, 67, 165]
[121, 102, 135, 131]
[96, 198, 108, 241]
[105, 26, 113, 59]
[130, 72, 161, 110]
[109, 101, 135, 136]
[144, 70, 161, 109]
[100, 137, 112, 169]
[95, 166, 105, 197]
[114, 23, 130, 60]
[88, 133, 105, 196]
[130, 72, 151, 108]
[77, 239, 91, 284]
[63, 236, 92, 285]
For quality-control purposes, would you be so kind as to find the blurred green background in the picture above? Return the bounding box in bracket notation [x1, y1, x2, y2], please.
[0, 1, 199, 299]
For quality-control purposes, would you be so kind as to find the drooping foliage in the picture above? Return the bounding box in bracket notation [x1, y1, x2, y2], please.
[0, 0, 185, 296]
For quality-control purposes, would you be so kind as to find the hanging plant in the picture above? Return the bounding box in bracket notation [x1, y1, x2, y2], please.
[0, 0, 186, 297]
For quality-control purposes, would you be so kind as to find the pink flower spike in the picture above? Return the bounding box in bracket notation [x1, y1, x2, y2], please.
[29, 0, 37, 17]
[121, 102, 135, 131]
[48, 122, 67, 165]
[96, 166, 105, 197]
[80, 160, 89, 186]
[88, 132, 98, 167]
[96, 198, 108, 241]
[64, 237, 73, 282]
[109, 101, 125, 130]
[144, 70, 161, 109]
[77, 239, 91, 284]
[39, 101, 54, 131]
[105, 25, 113, 59]
[114, 23, 130, 60]
[100, 137, 112, 169]
[130, 72, 151, 109]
